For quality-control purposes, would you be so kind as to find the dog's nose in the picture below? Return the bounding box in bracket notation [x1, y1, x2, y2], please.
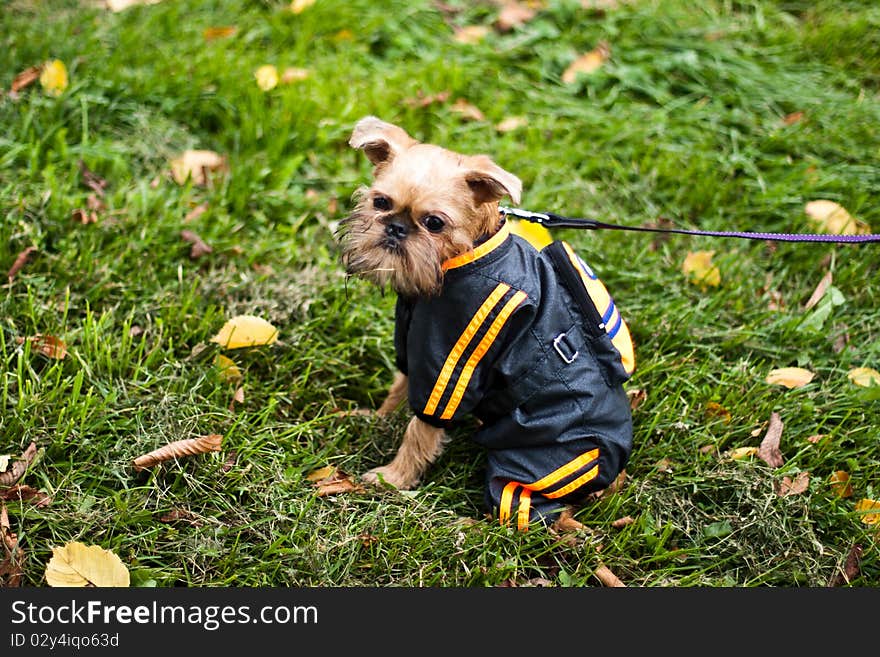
[385, 222, 408, 239]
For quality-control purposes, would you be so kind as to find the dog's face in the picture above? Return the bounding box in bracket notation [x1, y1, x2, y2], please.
[337, 116, 522, 297]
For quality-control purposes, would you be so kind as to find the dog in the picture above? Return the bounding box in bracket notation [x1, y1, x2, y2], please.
[337, 116, 636, 529]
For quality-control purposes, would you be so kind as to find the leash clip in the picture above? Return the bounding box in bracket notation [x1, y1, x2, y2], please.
[499, 206, 551, 225]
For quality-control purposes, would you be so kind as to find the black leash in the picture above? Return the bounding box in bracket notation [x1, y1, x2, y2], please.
[499, 206, 880, 244]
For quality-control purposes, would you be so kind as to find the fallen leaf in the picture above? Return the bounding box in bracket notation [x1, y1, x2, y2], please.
[45, 541, 129, 587]
[682, 250, 721, 288]
[776, 472, 809, 496]
[11, 65, 42, 93]
[611, 516, 635, 528]
[496, 2, 536, 32]
[403, 90, 450, 108]
[757, 412, 784, 468]
[803, 271, 832, 311]
[314, 469, 363, 496]
[281, 67, 310, 84]
[157, 509, 202, 526]
[728, 446, 758, 460]
[211, 315, 279, 349]
[704, 401, 731, 424]
[78, 160, 108, 196]
[805, 200, 871, 235]
[333, 29, 354, 42]
[180, 230, 213, 259]
[105, 0, 162, 10]
[18, 334, 68, 360]
[229, 386, 245, 411]
[450, 98, 485, 121]
[170, 149, 226, 186]
[255, 64, 279, 91]
[847, 367, 880, 388]
[0, 456, 8, 473]
[454, 25, 490, 45]
[203, 26, 237, 41]
[854, 498, 880, 525]
[627, 388, 647, 411]
[221, 451, 237, 473]
[765, 367, 815, 389]
[782, 111, 805, 126]
[132, 434, 223, 471]
[1, 503, 25, 587]
[71, 208, 99, 225]
[828, 544, 862, 587]
[830, 471, 853, 498]
[7, 246, 37, 283]
[289, 0, 315, 13]
[184, 201, 209, 222]
[1, 485, 51, 507]
[593, 564, 625, 587]
[306, 465, 336, 482]
[0, 443, 37, 488]
[495, 116, 528, 133]
[214, 354, 242, 383]
[39, 60, 68, 96]
[562, 42, 610, 83]
[806, 434, 826, 444]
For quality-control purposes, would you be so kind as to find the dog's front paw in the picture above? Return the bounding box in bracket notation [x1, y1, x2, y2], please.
[362, 465, 418, 490]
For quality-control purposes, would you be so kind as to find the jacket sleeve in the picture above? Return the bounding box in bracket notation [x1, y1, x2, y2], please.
[405, 284, 531, 428]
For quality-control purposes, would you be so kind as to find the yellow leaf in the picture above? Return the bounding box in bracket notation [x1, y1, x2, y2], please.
[290, 0, 315, 13]
[728, 446, 758, 460]
[454, 25, 490, 45]
[255, 64, 279, 91]
[847, 367, 880, 387]
[45, 542, 130, 587]
[214, 354, 242, 383]
[830, 471, 853, 499]
[39, 60, 68, 96]
[682, 250, 721, 288]
[496, 116, 528, 133]
[306, 465, 335, 482]
[508, 219, 553, 250]
[450, 98, 485, 121]
[281, 67, 310, 84]
[170, 149, 226, 186]
[855, 498, 880, 525]
[562, 42, 610, 83]
[765, 367, 815, 389]
[805, 200, 871, 236]
[211, 315, 279, 349]
[203, 26, 237, 41]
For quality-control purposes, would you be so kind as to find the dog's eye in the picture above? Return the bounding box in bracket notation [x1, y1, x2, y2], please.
[372, 196, 391, 211]
[423, 215, 445, 233]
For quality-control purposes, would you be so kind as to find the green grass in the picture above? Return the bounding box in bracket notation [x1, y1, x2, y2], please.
[1, 0, 878, 587]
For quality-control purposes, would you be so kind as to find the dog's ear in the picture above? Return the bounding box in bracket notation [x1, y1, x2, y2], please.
[349, 116, 418, 167]
[463, 155, 522, 206]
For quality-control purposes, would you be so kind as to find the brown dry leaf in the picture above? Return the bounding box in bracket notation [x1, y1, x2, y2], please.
[0, 443, 37, 488]
[170, 150, 227, 186]
[211, 315, 279, 349]
[847, 367, 880, 388]
[314, 469, 363, 496]
[855, 498, 880, 525]
[827, 544, 862, 587]
[45, 541, 130, 587]
[1, 503, 25, 587]
[71, 208, 99, 225]
[229, 386, 245, 411]
[776, 472, 809, 497]
[404, 90, 450, 108]
[627, 388, 646, 411]
[184, 202, 209, 222]
[454, 25, 490, 45]
[611, 516, 635, 529]
[450, 98, 485, 121]
[10, 65, 42, 93]
[805, 200, 871, 236]
[281, 67, 310, 84]
[78, 160, 108, 196]
[765, 367, 815, 389]
[830, 471, 853, 499]
[203, 26, 237, 41]
[704, 401, 732, 424]
[682, 250, 721, 288]
[562, 42, 610, 84]
[757, 412, 785, 468]
[728, 446, 758, 460]
[221, 450, 237, 473]
[7, 246, 37, 283]
[806, 434, 826, 444]
[803, 271, 832, 311]
[496, 2, 536, 32]
[495, 116, 528, 133]
[157, 509, 202, 526]
[594, 564, 625, 587]
[132, 434, 223, 471]
[17, 334, 68, 360]
[105, 0, 162, 11]
[782, 111, 805, 126]
[1, 485, 51, 508]
[180, 230, 213, 259]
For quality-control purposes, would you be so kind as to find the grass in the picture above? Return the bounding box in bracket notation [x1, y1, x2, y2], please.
[1, 0, 878, 587]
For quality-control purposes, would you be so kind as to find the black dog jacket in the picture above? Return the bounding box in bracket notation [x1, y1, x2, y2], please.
[394, 222, 635, 528]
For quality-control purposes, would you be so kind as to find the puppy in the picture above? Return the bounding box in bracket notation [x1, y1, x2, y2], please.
[338, 116, 635, 529]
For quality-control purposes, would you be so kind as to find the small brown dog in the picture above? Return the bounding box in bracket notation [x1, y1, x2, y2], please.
[338, 116, 635, 529]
